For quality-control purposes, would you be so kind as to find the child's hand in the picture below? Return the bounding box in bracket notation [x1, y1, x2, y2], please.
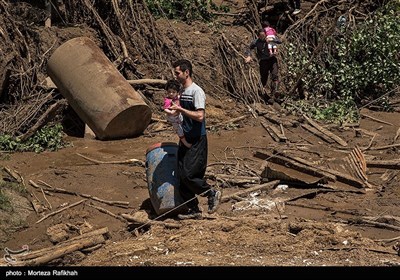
[169, 102, 181, 111]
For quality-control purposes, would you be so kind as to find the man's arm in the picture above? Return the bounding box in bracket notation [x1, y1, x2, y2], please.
[244, 39, 257, 63]
[169, 104, 205, 123]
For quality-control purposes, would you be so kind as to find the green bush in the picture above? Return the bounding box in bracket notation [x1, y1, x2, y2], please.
[285, 0, 399, 123]
[0, 124, 67, 153]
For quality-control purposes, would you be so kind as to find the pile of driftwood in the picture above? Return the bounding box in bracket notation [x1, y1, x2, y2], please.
[0, 0, 180, 138]
[0, 227, 109, 266]
[255, 104, 400, 192]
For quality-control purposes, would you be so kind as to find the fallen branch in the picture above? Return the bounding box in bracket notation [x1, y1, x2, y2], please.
[369, 143, 400, 151]
[361, 113, 394, 126]
[322, 246, 397, 255]
[36, 199, 87, 224]
[347, 218, 400, 231]
[3, 166, 22, 183]
[87, 203, 126, 222]
[35, 180, 130, 208]
[19, 99, 68, 141]
[375, 236, 400, 243]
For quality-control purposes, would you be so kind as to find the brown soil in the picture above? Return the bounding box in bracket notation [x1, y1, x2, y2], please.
[1, 0, 399, 271]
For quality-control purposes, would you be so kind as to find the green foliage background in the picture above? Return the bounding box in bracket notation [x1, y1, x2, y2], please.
[284, 0, 400, 124]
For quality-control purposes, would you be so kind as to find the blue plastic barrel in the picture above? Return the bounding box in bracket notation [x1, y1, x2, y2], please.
[145, 142, 187, 215]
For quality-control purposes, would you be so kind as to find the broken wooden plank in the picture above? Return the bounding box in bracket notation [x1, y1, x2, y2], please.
[265, 150, 367, 189]
[301, 123, 335, 144]
[263, 162, 329, 185]
[267, 123, 287, 142]
[262, 114, 297, 127]
[261, 119, 281, 142]
[255, 150, 336, 182]
[367, 159, 400, 169]
[213, 174, 261, 184]
[303, 115, 348, 146]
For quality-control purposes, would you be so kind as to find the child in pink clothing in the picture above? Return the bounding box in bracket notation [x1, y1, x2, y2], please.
[164, 79, 191, 148]
[262, 21, 278, 55]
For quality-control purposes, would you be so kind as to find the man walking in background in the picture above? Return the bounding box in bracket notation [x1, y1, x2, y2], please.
[244, 28, 280, 103]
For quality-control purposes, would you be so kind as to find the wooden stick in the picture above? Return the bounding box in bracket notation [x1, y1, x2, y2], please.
[361, 133, 376, 151]
[40, 187, 52, 210]
[19, 99, 67, 141]
[361, 113, 394, 126]
[369, 143, 400, 151]
[87, 203, 126, 222]
[375, 236, 400, 243]
[347, 218, 400, 231]
[3, 166, 22, 183]
[121, 213, 181, 229]
[76, 153, 145, 167]
[36, 180, 130, 207]
[322, 246, 397, 255]
[36, 199, 87, 224]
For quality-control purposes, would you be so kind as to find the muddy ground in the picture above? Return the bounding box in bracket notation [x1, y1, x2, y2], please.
[1, 103, 400, 269]
[0, 0, 399, 272]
